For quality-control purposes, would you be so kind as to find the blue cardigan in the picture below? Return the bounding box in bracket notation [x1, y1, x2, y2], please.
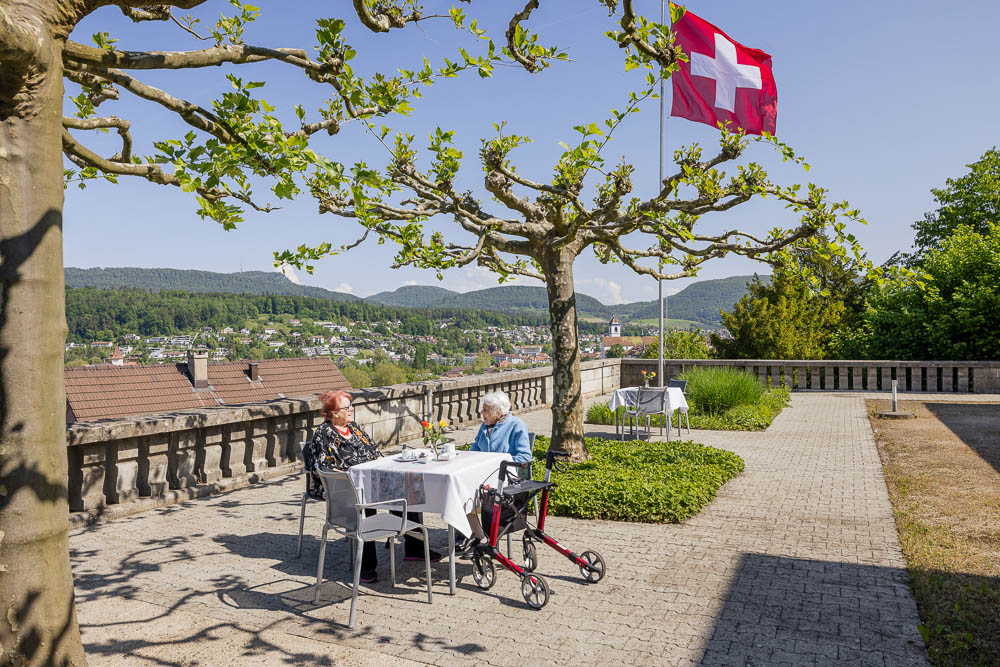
[471, 415, 533, 462]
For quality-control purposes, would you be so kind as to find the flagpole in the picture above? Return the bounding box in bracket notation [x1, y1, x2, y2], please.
[657, 0, 666, 388]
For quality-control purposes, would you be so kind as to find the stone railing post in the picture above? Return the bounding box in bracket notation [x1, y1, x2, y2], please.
[138, 433, 170, 498]
[107, 437, 140, 504]
[169, 429, 199, 490]
[198, 425, 224, 484]
[68, 443, 107, 512]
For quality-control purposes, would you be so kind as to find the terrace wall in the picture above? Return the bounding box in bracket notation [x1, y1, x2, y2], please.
[66, 359, 621, 522]
[621, 359, 1000, 393]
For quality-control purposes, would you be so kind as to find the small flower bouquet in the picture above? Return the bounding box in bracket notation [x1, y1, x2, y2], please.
[641, 370, 657, 387]
[421, 418, 449, 459]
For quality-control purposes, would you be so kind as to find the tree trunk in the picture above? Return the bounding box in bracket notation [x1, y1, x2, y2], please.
[0, 19, 87, 665]
[541, 247, 587, 460]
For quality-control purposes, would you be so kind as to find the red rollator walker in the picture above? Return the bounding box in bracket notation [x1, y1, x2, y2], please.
[470, 448, 607, 609]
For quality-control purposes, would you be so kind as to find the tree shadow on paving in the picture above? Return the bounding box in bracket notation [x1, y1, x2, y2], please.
[700, 553, 928, 665]
[923, 403, 1000, 475]
[82, 615, 354, 666]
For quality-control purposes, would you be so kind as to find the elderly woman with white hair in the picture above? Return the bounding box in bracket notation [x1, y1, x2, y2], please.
[470, 390, 533, 462]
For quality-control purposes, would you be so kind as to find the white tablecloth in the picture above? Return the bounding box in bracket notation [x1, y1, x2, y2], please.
[348, 451, 511, 537]
[609, 386, 689, 413]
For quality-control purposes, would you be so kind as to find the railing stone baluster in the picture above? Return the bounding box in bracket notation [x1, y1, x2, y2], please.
[168, 429, 198, 489]
[108, 437, 140, 504]
[68, 443, 108, 511]
[199, 425, 224, 483]
[138, 433, 170, 498]
[942, 365, 954, 392]
[957, 366, 969, 393]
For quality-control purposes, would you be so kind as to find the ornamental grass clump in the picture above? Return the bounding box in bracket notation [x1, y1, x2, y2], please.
[681, 367, 766, 414]
[531, 436, 744, 523]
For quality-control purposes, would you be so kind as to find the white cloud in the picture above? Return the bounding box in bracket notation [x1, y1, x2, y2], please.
[277, 263, 301, 285]
[577, 277, 625, 305]
[446, 266, 541, 293]
[334, 282, 354, 294]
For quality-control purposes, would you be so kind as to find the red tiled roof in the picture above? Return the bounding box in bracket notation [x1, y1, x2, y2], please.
[65, 357, 350, 423]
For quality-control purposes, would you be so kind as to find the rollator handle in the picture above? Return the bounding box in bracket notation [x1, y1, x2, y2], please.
[545, 449, 570, 471]
[499, 459, 531, 482]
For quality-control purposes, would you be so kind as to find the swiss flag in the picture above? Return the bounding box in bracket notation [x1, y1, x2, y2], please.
[670, 5, 777, 135]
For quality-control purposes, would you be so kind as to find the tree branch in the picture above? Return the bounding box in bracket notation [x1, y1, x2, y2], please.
[62, 116, 132, 161]
[63, 40, 313, 71]
[505, 0, 541, 72]
[352, 0, 445, 32]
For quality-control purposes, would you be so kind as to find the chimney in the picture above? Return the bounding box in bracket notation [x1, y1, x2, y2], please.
[248, 361, 260, 382]
[186, 350, 209, 389]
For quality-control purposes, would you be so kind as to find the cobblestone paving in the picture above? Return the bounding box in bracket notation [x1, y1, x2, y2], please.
[71, 392, 955, 666]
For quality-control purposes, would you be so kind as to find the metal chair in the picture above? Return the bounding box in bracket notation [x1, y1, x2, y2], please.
[312, 469, 432, 628]
[667, 379, 691, 436]
[624, 386, 668, 438]
[296, 441, 313, 557]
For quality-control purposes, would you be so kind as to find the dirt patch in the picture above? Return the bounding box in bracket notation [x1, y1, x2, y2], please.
[868, 399, 1000, 665]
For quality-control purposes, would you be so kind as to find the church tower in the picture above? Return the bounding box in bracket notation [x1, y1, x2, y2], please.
[608, 315, 621, 337]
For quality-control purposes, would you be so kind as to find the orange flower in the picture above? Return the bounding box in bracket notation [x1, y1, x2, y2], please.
[421, 420, 431, 429]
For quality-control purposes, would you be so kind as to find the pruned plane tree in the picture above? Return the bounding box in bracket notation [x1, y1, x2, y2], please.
[0, 1, 560, 664]
[276, 0, 869, 461]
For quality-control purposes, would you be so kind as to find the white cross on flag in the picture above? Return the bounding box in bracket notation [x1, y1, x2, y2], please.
[670, 4, 777, 135]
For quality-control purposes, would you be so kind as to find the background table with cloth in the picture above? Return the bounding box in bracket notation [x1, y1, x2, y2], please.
[348, 451, 511, 594]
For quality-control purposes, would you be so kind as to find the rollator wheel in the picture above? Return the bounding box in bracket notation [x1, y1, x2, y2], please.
[578, 550, 606, 583]
[472, 553, 496, 590]
[520, 573, 549, 609]
[522, 536, 538, 573]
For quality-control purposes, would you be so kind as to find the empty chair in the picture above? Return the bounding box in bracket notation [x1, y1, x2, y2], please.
[624, 386, 668, 438]
[667, 379, 691, 436]
[313, 469, 432, 628]
[296, 441, 314, 557]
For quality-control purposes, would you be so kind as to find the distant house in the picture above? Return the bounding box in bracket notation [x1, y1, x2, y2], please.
[267, 341, 285, 348]
[263, 328, 277, 335]
[90, 341, 113, 349]
[289, 319, 301, 326]
[65, 355, 351, 424]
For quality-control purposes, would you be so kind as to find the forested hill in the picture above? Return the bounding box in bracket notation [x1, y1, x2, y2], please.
[367, 285, 609, 317]
[65, 267, 763, 327]
[368, 275, 764, 326]
[366, 285, 460, 307]
[65, 267, 359, 302]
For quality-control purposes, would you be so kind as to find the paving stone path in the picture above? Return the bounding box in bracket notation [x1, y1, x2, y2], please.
[71, 392, 936, 666]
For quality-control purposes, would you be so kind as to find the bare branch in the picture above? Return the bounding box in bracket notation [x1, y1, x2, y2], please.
[63, 40, 312, 71]
[63, 61, 238, 143]
[63, 67, 120, 106]
[118, 5, 172, 22]
[62, 116, 132, 161]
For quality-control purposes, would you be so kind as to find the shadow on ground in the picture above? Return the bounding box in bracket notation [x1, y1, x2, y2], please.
[923, 403, 1000, 475]
[701, 554, 928, 665]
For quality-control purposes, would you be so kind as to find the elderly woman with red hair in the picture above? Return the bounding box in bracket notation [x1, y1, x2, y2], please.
[304, 389, 441, 583]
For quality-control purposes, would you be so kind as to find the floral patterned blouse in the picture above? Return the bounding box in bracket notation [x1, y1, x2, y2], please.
[304, 420, 381, 499]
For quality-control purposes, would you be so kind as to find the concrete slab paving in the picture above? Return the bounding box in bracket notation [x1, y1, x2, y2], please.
[70, 392, 962, 665]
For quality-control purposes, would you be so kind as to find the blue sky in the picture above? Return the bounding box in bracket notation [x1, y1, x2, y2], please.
[65, 1, 1000, 304]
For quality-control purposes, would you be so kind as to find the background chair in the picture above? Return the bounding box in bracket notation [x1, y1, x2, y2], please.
[313, 469, 432, 629]
[625, 386, 668, 438]
[667, 379, 691, 436]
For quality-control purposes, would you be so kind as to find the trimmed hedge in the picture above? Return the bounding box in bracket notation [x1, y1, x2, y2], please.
[531, 435, 744, 523]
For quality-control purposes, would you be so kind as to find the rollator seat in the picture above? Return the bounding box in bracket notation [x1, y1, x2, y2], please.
[501, 479, 554, 497]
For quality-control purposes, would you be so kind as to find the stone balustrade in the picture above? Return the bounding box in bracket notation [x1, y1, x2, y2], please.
[621, 358, 1000, 393]
[66, 359, 621, 522]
